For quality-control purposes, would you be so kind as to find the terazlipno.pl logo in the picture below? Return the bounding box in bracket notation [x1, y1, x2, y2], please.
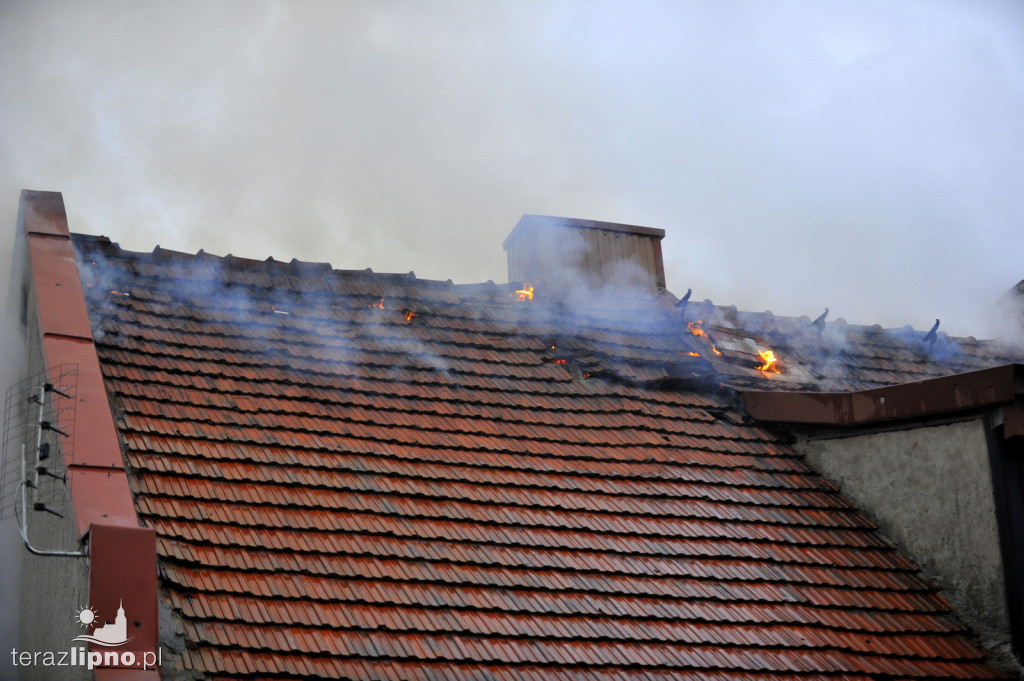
[11, 599, 162, 671]
[73, 600, 133, 646]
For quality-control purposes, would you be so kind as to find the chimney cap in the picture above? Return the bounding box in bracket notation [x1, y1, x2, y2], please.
[503, 214, 664, 252]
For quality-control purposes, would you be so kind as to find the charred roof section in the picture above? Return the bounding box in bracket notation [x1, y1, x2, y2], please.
[675, 297, 1024, 393]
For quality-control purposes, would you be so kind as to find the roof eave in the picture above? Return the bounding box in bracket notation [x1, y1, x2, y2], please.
[741, 363, 1024, 429]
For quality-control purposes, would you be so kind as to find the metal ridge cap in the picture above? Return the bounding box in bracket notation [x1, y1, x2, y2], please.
[741, 364, 1023, 426]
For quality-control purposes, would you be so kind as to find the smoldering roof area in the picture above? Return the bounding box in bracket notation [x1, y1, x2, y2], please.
[71, 230, 1024, 398]
[0, 0, 1023, 341]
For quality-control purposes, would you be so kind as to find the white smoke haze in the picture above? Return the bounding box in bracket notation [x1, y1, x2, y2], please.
[1, 0, 1022, 345]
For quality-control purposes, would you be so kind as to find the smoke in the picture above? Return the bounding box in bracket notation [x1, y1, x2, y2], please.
[1, 0, 1022, 339]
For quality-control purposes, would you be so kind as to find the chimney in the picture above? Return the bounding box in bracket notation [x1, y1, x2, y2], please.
[997, 279, 1024, 341]
[503, 215, 666, 296]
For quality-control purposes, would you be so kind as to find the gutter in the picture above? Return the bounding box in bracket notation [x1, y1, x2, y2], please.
[741, 364, 1024, 431]
[19, 190, 161, 680]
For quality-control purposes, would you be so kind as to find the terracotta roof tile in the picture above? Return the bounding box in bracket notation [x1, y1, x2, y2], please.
[71, 235, 1013, 679]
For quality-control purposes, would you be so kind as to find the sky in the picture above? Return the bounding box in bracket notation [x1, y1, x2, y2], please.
[1, 0, 1023, 343]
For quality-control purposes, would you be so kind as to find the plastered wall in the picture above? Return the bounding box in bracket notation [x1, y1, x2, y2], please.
[15, 280, 91, 681]
[798, 419, 1015, 670]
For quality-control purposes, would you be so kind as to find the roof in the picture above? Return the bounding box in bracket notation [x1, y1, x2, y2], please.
[65, 231, 1019, 680]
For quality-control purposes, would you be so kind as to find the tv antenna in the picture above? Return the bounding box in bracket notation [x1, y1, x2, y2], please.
[1, 364, 86, 557]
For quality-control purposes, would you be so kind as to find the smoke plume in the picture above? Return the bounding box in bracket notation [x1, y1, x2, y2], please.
[0, 2, 1021, 326]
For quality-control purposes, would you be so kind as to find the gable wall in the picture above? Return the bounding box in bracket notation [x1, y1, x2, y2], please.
[796, 418, 1016, 672]
[15, 276, 91, 681]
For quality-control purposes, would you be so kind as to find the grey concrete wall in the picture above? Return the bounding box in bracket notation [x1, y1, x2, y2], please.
[1, 251, 29, 681]
[16, 509, 91, 681]
[797, 419, 1016, 672]
[13, 281, 91, 681]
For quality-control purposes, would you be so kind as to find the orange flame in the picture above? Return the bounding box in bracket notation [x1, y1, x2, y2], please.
[757, 350, 780, 373]
[687, 351, 701, 358]
[405, 310, 416, 322]
[687, 321, 722, 355]
[370, 297, 385, 309]
[512, 285, 535, 302]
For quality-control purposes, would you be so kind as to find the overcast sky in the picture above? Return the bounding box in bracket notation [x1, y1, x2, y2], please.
[1, 0, 1023, 339]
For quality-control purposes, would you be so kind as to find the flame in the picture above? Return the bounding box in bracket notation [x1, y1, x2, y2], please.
[756, 350, 780, 373]
[405, 310, 416, 322]
[370, 297, 385, 309]
[512, 285, 534, 302]
[687, 321, 722, 355]
[687, 351, 701, 358]
[109, 290, 130, 297]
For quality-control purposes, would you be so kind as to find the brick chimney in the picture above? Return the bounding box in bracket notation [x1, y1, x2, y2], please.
[503, 215, 666, 295]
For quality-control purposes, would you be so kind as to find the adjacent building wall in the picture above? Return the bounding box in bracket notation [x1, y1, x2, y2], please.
[15, 276, 91, 681]
[17, 515, 90, 681]
[797, 418, 1016, 671]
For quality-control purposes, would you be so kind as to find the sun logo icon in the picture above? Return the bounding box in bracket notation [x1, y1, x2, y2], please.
[72, 600, 132, 646]
[76, 606, 98, 629]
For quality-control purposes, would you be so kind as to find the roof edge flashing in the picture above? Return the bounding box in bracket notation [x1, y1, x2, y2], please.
[18, 190, 70, 238]
[742, 364, 1024, 426]
[18, 189, 139, 534]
